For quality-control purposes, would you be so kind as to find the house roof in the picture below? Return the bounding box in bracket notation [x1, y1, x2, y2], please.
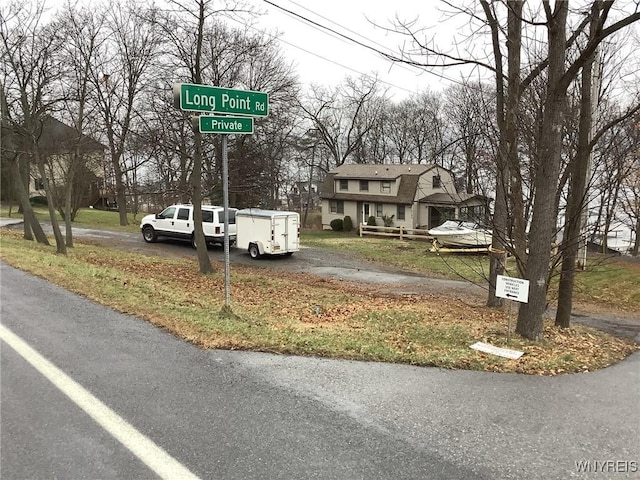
[419, 192, 489, 205]
[37, 116, 106, 155]
[328, 163, 436, 180]
[320, 173, 419, 204]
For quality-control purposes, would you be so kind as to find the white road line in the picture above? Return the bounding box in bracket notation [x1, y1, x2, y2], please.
[0, 324, 201, 480]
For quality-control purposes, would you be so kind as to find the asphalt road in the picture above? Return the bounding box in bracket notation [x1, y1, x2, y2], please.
[1, 261, 639, 479]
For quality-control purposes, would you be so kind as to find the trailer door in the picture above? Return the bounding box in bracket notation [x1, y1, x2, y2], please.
[288, 214, 299, 251]
[272, 214, 289, 252]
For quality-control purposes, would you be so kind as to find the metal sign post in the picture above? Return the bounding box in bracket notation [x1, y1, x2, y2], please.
[221, 134, 230, 307]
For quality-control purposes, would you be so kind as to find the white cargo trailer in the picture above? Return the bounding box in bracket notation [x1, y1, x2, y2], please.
[236, 209, 300, 259]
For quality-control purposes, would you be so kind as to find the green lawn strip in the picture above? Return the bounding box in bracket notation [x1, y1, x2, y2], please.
[0, 206, 141, 234]
[571, 261, 640, 312]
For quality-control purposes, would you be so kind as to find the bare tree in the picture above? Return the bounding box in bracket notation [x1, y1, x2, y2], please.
[53, 3, 107, 246]
[1, 1, 65, 251]
[620, 115, 640, 255]
[443, 82, 497, 195]
[299, 75, 384, 167]
[90, 0, 162, 227]
[590, 111, 640, 250]
[383, 1, 639, 338]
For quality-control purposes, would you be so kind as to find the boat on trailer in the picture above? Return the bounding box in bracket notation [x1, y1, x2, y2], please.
[428, 220, 492, 248]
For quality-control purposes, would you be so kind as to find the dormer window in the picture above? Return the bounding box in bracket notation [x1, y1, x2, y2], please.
[432, 175, 441, 188]
[381, 181, 391, 193]
[339, 179, 348, 190]
[359, 180, 369, 191]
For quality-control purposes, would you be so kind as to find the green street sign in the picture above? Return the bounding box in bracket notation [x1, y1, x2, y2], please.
[174, 83, 268, 117]
[199, 115, 254, 134]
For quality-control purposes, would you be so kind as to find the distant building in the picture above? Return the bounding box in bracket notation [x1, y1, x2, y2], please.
[288, 180, 322, 211]
[320, 164, 490, 230]
[30, 116, 112, 209]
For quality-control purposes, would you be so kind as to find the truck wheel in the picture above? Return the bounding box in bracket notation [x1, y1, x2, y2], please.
[248, 243, 260, 259]
[142, 226, 157, 243]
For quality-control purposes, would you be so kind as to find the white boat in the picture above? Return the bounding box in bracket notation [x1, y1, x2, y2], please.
[428, 221, 493, 248]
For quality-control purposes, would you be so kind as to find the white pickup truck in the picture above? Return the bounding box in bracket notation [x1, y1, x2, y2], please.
[140, 204, 237, 248]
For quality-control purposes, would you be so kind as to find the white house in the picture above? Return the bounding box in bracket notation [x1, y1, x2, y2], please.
[320, 164, 490, 230]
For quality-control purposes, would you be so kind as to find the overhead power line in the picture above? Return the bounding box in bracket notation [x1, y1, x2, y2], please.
[262, 0, 466, 87]
[223, 14, 421, 95]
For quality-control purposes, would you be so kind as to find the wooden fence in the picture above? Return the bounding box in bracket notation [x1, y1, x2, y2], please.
[359, 224, 434, 241]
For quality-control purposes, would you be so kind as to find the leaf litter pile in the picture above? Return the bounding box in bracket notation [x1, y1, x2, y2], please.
[1, 232, 638, 376]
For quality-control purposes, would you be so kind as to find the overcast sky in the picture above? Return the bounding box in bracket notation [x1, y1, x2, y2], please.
[39, 0, 470, 98]
[252, 0, 463, 99]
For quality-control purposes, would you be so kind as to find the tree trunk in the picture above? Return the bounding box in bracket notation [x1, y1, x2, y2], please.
[65, 163, 75, 248]
[517, 2, 568, 340]
[505, 1, 526, 276]
[191, 129, 213, 274]
[191, 0, 213, 274]
[556, 7, 600, 328]
[35, 150, 66, 254]
[114, 161, 129, 226]
[484, 0, 522, 307]
[11, 157, 49, 244]
[633, 216, 640, 256]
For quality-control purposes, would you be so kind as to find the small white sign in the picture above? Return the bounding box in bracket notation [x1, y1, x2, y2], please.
[496, 275, 530, 303]
[470, 342, 524, 360]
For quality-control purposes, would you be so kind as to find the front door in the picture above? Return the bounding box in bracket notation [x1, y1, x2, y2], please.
[429, 206, 455, 229]
[362, 203, 371, 224]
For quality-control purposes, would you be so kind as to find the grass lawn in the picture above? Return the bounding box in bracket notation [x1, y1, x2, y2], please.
[0, 204, 142, 234]
[1, 216, 638, 375]
[304, 229, 640, 315]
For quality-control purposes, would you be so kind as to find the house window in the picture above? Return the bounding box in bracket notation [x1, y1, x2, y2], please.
[376, 204, 383, 217]
[339, 179, 348, 190]
[432, 175, 441, 188]
[330, 200, 344, 214]
[397, 205, 406, 221]
[35, 178, 45, 190]
[359, 180, 369, 191]
[381, 181, 390, 193]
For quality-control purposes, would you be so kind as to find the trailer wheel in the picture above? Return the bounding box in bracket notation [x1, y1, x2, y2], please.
[248, 243, 260, 259]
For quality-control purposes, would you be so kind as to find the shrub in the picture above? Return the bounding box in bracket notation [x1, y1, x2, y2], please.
[367, 216, 377, 226]
[382, 214, 395, 227]
[343, 215, 353, 231]
[330, 218, 344, 231]
[30, 196, 48, 206]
